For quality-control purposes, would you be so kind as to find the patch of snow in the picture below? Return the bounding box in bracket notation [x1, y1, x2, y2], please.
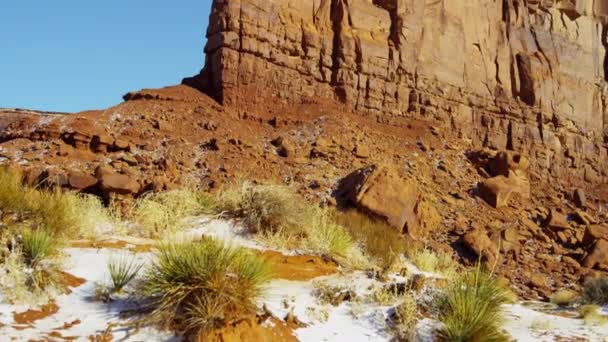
[503, 303, 608, 341]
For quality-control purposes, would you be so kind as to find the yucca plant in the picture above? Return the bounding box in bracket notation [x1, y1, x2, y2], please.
[139, 239, 271, 334]
[438, 266, 511, 342]
[108, 256, 143, 293]
[21, 228, 59, 266]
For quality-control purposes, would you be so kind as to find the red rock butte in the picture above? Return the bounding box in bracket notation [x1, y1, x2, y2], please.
[184, 0, 608, 187]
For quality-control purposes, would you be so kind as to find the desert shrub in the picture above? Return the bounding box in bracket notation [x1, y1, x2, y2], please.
[0, 167, 112, 238]
[438, 267, 511, 342]
[139, 239, 271, 334]
[549, 289, 578, 307]
[580, 277, 608, 305]
[332, 210, 406, 270]
[578, 304, 608, 326]
[215, 181, 305, 234]
[21, 228, 59, 265]
[408, 248, 458, 278]
[305, 208, 354, 259]
[392, 292, 419, 342]
[108, 256, 143, 293]
[371, 285, 403, 306]
[131, 190, 203, 237]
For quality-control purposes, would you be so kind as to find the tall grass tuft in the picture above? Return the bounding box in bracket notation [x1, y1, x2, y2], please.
[549, 289, 578, 307]
[580, 277, 608, 305]
[139, 239, 271, 334]
[21, 228, 59, 266]
[131, 190, 204, 237]
[108, 256, 143, 293]
[332, 210, 406, 270]
[305, 208, 354, 259]
[392, 292, 419, 342]
[438, 266, 511, 342]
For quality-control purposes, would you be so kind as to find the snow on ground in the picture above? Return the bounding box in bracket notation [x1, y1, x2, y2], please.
[0, 218, 607, 341]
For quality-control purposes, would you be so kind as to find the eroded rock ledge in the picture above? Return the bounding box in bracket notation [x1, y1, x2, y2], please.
[184, 0, 608, 189]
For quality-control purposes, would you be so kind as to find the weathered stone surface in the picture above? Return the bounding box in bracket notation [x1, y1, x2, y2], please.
[68, 172, 98, 190]
[573, 188, 587, 208]
[478, 172, 531, 208]
[100, 173, 140, 195]
[463, 229, 499, 265]
[185, 0, 608, 190]
[582, 239, 608, 269]
[546, 209, 571, 231]
[335, 164, 439, 239]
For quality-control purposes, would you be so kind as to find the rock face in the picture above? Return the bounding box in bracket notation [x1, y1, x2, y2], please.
[185, 0, 608, 189]
[335, 164, 440, 239]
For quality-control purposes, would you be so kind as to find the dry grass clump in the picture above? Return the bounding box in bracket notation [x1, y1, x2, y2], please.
[215, 181, 305, 234]
[0, 167, 111, 239]
[215, 181, 363, 265]
[580, 277, 608, 306]
[138, 239, 271, 334]
[549, 289, 578, 307]
[391, 292, 419, 342]
[131, 190, 205, 237]
[578, 304, 608, 326]
[408, 248, 458, 278]
[332, 210, 406, 270]
[438, 267, 511, 342]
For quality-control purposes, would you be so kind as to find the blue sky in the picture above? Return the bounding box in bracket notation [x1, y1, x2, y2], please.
[0, 1, 212, 112]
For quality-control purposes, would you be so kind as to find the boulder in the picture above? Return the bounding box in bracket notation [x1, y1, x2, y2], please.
[582, 225, 608, 247]
[68, 172, 98, 190]
[478, 172, 530, 208]
[582, 239, 608, 269]
[545, 209, 571, 231]
[100, 173, 140, 195]
[335, 164, 439, 239]
[462, 229, 498, 265]
[573, 188, 587, 208]
[488, 152, 530, 177]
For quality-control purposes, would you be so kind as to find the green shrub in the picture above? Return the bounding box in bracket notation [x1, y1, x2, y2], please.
[305, 208, 354, 259]
[108, 256, 143, 293]
[580, 277, 608, 305]
[438, 267, 511, 342]
[139, 239, 271, 334]
[21, 228, 59, 266]
[332, 210, 406, 270]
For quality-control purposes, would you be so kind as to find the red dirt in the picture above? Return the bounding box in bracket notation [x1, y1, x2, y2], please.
[259, 250, 338, 281]
[13, 301, 59, 325]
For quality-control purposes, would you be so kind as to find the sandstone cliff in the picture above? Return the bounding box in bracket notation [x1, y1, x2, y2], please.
[185, 0, 608, 189]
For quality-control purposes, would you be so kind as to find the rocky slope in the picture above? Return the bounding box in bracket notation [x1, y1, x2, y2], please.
[1, 0, 608, 299]
[185, 0, 608, 191]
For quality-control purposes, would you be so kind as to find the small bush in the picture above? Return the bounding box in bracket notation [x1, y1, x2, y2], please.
[131, 190, 203, 237]
[139, 239, 271, 334]
[408, 249, 458, 278]
[332, 210, 406, 270]
[108, 256, 143, 293]
[578, 304, 608, 326]
[549, 289, 578, 307]
[215, 181, 305, 234]
[21, 228, 59, 265]
[305, 208, 354, 259]
[392, 292, 418, 342]
[580, 277, 608, 305]
[438, 267, 511, 342]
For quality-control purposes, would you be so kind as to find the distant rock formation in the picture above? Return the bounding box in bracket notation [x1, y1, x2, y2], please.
[184, 0, 608, 188]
